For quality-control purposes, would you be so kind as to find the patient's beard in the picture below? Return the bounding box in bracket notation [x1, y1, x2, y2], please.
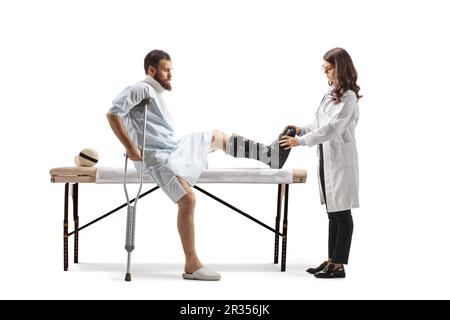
[154, 74, 172, 91]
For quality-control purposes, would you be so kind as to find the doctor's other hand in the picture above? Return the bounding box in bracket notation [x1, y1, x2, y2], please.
[279, 135, 300, 150]
[126, 144, 142, 161]
[286, 125, 301, 136]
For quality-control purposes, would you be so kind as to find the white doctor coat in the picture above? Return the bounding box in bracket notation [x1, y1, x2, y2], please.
[300, 88, 360, 212]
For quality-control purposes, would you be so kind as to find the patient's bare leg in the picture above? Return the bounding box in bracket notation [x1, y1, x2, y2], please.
[176, 177, 203, 274]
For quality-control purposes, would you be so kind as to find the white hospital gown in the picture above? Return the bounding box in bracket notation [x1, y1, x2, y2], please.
[108, 76, 212, 202]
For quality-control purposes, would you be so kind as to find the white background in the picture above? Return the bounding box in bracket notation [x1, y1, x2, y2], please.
[1, 0, 450, 299]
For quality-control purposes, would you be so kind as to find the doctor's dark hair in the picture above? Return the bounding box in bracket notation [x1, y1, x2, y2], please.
[323, 48, 362, 103]
[144, 50, 171, 74]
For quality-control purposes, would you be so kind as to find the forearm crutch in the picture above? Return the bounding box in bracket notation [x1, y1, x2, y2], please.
[123, 103, 148, 282]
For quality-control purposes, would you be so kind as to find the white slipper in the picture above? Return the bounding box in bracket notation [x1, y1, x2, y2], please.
[182, 266, 221, 281]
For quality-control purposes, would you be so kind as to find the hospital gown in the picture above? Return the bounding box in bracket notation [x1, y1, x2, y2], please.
[108, 76, 212, 203]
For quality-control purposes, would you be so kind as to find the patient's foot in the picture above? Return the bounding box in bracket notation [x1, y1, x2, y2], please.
[185, 261, 203, 274]
[267, 127, 296, 169]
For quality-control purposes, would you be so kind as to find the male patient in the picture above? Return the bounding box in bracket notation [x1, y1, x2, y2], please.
[106, 49, 294, 281]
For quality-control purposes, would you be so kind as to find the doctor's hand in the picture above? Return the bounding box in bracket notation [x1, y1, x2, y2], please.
[126, 144, 142, 161]
[279, 135, 300, 150]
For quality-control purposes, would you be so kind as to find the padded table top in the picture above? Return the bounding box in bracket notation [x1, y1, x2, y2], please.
[50, 167, 307, 184]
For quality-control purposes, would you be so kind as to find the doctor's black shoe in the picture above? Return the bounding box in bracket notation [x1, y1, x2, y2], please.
[306, 261, 329, 274]
[314, 264, 346, 279]
[268, 127, 297, 169]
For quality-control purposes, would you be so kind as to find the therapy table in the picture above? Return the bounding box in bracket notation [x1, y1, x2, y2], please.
[50, 166, 307, 272]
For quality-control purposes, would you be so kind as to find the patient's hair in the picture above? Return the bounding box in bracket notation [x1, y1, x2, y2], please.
[323, 47, 362, 103]
[144, 50, 171, 74]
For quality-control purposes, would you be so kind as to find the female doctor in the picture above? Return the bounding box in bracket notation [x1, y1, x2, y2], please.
[280, 47, 362, 279]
